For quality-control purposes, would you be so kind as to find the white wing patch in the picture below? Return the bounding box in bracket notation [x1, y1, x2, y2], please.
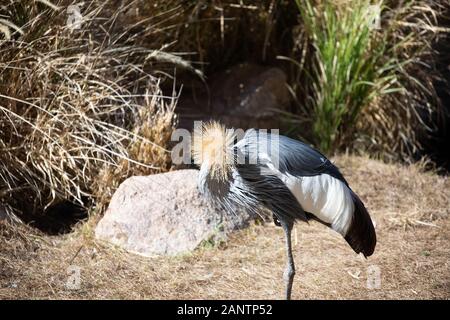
[264, 161, 354, 235]
[283, 173, 354, 235]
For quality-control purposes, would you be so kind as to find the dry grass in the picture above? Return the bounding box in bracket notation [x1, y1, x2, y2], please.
[1, 155, 449, 299]
[0, 0, 187, 218]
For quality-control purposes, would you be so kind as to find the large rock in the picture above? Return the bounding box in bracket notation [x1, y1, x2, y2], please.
[95, 170, 251, 256]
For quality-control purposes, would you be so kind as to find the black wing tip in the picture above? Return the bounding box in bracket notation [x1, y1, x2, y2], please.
[344, 192, 377, 257]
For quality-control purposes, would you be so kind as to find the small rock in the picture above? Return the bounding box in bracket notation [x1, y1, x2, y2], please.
[95, 170, 251, 257]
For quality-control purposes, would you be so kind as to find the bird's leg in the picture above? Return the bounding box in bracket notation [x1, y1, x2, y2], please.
[281, 219, 295, 300]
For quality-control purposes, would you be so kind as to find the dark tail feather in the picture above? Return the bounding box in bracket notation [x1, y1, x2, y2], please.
[344, 191, 376, 257]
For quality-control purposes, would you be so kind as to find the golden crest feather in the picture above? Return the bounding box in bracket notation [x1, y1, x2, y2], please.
[192, 121, 235, 179]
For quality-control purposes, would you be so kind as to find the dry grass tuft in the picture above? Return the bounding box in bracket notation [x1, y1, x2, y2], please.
[0, 155, 448, 299]
[0, 0, 190, 218]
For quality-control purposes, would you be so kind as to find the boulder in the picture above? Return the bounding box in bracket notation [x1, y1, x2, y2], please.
[95, 170, 251, 256]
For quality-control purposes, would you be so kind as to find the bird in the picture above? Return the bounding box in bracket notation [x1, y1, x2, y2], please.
[192, 121, 376, 300]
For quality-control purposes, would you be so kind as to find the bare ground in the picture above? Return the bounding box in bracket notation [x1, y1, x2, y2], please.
[1, 155, 449, 299]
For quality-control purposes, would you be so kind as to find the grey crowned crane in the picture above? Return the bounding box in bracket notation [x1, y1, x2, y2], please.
[192, 121, 376, 300]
